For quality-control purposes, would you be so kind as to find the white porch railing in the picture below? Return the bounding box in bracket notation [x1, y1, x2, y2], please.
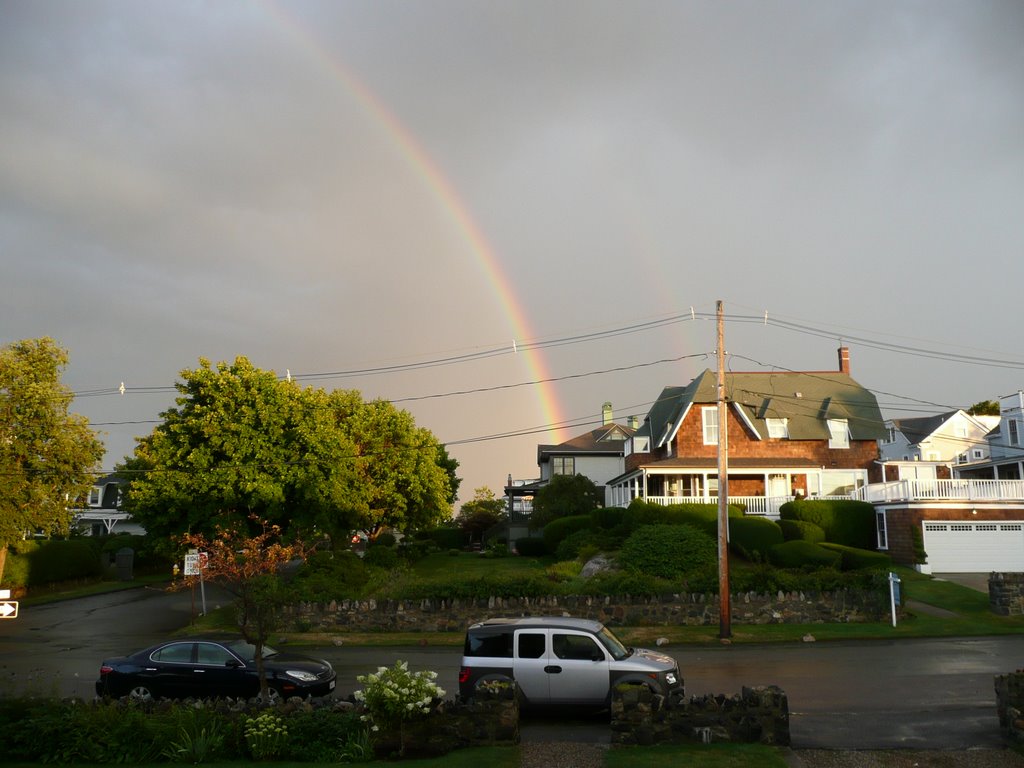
[853, 478, 1024, 504]
[643, 495, 795, 517]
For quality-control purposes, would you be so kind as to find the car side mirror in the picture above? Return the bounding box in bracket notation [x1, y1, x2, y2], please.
[225, 659, 243, 668]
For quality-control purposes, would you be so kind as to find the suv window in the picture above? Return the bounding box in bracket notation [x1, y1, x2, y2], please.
[466, 631, 513, 658]
[517, 632, 545, 659]
[553, 633, 602, 661]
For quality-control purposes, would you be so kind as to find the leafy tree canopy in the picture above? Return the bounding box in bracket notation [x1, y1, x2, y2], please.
[529, 473, 601, 529]
[121, 356, 453, 548]
[968, 400, 1000, 416]
[0, 338, 103, 579]
[457, 486, 506, 542]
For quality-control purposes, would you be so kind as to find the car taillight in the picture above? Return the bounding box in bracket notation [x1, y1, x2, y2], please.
[459, 666, 471, 684]
[99, 665, 113, 677]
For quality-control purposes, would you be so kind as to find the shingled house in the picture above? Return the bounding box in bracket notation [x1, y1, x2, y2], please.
[607, 348, 887, 516]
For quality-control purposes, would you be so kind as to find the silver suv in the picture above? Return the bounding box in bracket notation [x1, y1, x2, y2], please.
[458, 616, 683, 707]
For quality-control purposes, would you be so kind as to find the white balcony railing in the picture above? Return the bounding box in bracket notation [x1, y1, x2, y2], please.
[853, 478, 1024, 504]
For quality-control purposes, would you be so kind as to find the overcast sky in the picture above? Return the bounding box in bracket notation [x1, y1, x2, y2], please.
[3, 1, 1023, 506]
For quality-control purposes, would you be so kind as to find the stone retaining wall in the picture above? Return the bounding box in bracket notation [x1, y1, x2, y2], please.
[610, 683, 790, 746]
[283, 589, 889, 632]
[989, 573, 1024, 616]
[995, 670, 1024, 743]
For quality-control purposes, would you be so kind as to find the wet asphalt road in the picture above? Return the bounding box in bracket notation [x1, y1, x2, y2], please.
[0, 584, 1020, 749]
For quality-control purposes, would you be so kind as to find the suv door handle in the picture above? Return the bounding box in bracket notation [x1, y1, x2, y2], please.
[544, 665, 562, 674]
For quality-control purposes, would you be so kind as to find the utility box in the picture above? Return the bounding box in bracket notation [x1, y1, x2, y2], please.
[115, 547, 134, 581]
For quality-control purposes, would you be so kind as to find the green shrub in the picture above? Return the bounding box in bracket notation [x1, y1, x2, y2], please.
[555, 529, 597, 560]
[767, 540, 843, 569]
[778, 519, 826, 543]
[617, 524, 717, 579]
[363, 545, 400, 570]
[398, 539, 432, 563]
[779, 498, 876, 548]
[728, 516, 784, 560]
[580, 570, 674, 597]
[3, 539, 102, 588]
[623, 500, 743, 537]
[542, 515, 593, 553]
[590, 506, 627, 529]
[514, 537, 548, 557]
[415, 527, 466, 550]
[288, 550, 370, 601]
[282, 708, 365, 762]
[546, 560, 583, 582]
[820, 543, 893, 570]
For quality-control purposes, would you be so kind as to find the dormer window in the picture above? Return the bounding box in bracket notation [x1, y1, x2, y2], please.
[827, 419, 850, 449]
[766, 418, 789, 439]
[702, 407, 719, 445]
[88, 487, 101, 506]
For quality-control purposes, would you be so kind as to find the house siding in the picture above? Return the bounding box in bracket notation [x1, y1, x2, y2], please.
[671, 405, 877, 470]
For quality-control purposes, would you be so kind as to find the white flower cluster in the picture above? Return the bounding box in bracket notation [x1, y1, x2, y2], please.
[354, 660, 446, 727]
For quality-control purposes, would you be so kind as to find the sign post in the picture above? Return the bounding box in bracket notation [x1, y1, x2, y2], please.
[184, 550, 209, 617]
[888, 571, 901, 628]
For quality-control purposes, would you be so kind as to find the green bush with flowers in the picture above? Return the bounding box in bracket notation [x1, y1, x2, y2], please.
[243, 711, 289, 761]
[354, 660, 445, 755]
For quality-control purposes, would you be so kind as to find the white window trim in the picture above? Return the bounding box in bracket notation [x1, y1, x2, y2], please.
[702, 407, 719, 445]
[827, 418, 850, 449]
[766, 418, 789, 439]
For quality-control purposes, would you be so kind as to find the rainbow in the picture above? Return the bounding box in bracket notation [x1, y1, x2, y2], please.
[261, 2, 565, 442]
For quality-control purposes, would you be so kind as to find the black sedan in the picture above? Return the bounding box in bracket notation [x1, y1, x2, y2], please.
[96, 637, 336, 702]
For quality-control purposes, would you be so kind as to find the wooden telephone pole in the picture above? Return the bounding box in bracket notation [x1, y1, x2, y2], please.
[716, 300, 732, 639]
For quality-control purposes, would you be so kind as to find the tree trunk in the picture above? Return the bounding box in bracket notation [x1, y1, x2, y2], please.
[0, 545, 7, 585]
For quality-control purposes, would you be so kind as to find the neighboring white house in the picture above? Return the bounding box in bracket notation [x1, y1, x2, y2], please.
[878, 409, 999, 466]
[71, 474, 146, 536]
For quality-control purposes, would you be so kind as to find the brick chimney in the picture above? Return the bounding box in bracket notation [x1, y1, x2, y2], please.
[838, 346, 851, 375]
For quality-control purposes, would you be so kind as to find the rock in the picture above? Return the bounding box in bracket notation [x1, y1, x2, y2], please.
[580, 554, 616, 578]
[656, 637, 669, 646]
[802, 634, 816, 643]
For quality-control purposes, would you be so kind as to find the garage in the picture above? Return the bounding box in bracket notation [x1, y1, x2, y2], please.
[922, 521, 1024, 572]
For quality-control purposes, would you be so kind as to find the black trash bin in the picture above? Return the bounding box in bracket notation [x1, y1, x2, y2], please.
[115, 547, 134, 581]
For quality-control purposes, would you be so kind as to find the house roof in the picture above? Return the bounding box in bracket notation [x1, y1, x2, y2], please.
[891, 411, 959, 446]
[537, 422, 636, 461]
[649, 368, 887, 448]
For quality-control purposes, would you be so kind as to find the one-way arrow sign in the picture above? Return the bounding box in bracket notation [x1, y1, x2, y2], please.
[0, 602, 18, 619]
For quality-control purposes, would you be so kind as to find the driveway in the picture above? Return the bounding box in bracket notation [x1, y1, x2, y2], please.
[932, 573, 990, 593]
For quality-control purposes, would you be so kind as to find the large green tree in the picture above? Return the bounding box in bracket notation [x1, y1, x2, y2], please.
[0, 338, 104, 581]
[121, 357, 453, 547]
[529, 473, 601, 529]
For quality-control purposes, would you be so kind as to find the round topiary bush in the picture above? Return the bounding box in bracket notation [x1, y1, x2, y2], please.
[778, 519, 826, 543]
[617, 524, 717, 579]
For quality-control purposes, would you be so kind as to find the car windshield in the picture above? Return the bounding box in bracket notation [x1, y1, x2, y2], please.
[594, 625, 631, 661]
[224, 640, 278, 662]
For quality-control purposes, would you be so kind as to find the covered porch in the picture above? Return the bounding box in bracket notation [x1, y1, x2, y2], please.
[608, 458, 867, 518]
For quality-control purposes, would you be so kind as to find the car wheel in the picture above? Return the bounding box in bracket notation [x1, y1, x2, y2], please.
[257, 687, 283, 704]
[128, 685, 154, 702]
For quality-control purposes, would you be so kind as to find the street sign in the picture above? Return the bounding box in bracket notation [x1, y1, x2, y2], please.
[0, 601, 18, 619]
[184, 551, 208, 576]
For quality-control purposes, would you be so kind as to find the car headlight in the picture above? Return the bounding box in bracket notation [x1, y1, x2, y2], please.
[665, 672, 677, 685]
[285, 670, 319, 682]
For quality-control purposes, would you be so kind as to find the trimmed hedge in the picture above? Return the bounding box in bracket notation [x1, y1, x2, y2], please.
[728, 517, 784, 561]
[590, 506, 627, 530]
[779, 498, 876, 549]
[767, 540, 843, 569]
[623, 500, 743, 538]
[778, 519, 826, 543]
[617, 524, 717, 579]
[1, 539, 102, 589]
[820, 543, 893, 571]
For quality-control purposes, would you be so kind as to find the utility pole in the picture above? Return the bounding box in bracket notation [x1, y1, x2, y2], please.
[716, 300, 732, 640]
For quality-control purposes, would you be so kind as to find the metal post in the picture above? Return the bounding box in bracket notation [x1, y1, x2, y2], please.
[717, 300, 732, 640]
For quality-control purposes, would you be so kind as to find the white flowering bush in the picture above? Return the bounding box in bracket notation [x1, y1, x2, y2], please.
[243, 711, 289, 761]
[353, 660, 445, 729]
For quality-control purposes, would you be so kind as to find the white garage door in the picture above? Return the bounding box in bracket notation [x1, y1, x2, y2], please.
[922, 521, 1024, 572]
